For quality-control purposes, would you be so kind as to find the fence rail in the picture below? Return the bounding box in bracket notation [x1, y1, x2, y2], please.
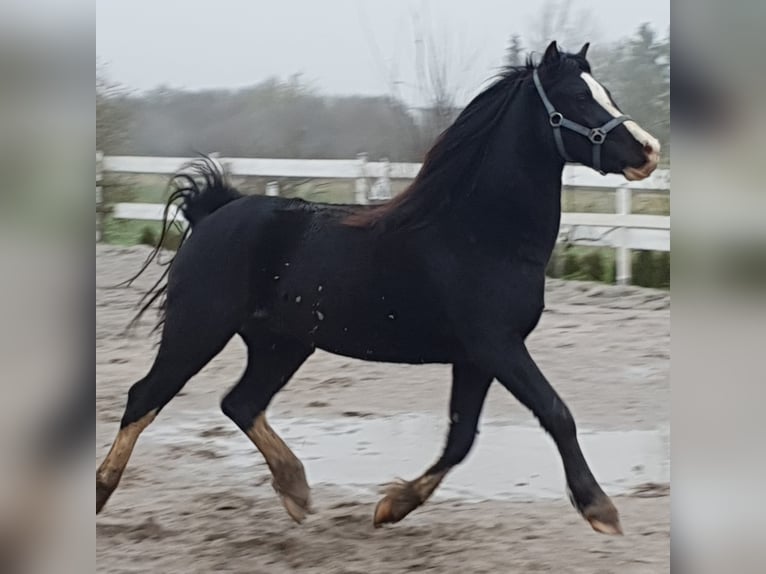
[98, 154, 670, 285]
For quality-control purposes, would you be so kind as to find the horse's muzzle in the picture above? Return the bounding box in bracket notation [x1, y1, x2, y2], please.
[623, 147, 660, 181]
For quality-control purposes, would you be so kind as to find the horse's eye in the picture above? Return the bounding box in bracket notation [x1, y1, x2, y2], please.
[576, 92, 590, 102]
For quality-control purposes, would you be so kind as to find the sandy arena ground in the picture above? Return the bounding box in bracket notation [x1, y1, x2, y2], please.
[97, 245, 670, 573]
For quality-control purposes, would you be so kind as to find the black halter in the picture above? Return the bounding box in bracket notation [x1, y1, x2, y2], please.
[532, 68, 630, 174]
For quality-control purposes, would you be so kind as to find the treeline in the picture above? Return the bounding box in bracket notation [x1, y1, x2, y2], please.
[99, 24, 669, 163]
[103, 75, 424, 161]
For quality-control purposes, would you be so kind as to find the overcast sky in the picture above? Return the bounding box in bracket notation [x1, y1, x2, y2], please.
[97, 0, 668, 106]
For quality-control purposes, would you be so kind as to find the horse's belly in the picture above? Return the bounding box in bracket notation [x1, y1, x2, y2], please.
[262, 294, 458, 364]
[314, 326, 457, 364]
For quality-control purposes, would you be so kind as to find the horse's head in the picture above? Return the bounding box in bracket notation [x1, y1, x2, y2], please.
[533, 41, 661, 180]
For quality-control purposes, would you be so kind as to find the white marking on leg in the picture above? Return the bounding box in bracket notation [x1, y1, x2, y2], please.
[580, 72, 660, 154]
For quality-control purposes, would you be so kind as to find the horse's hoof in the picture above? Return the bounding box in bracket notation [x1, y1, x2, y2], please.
[373, 479, 420, 527]
[583, 496, 623, 535]
[588, 518, 623, 535]
[273, 476, 312, 524]
[280, 493, 312, 524]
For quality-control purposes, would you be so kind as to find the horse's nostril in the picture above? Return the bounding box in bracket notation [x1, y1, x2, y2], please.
[643, 143, 657, 155]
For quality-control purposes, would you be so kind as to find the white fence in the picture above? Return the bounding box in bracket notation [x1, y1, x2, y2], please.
[99, 153, 670, 285]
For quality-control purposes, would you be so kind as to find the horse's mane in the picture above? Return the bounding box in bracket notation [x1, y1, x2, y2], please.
[344, 57, 538, 231]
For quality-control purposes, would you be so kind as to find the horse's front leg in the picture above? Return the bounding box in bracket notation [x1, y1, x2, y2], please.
[373, 362, 492, 527]
[479, 338, 622, 535]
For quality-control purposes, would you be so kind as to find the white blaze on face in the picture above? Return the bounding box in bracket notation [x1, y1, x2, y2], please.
[580, 72, 661, 156]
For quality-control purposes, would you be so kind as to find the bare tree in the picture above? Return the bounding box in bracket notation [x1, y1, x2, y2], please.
[97, 63, 131, 154]
[412, 16, 456, 140]
[356, 1, 478, 154]
[529, 0, 602, 54]
[96, 64, 135, 240]
[505, 35, 524, 68]
[408, 4, 481, 150]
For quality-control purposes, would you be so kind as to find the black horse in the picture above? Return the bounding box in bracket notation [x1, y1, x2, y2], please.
[97, 42, 660, 535]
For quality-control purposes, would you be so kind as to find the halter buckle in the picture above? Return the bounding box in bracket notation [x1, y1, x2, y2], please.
[549, 112, 563, 127]
[589, 128, 606, 144]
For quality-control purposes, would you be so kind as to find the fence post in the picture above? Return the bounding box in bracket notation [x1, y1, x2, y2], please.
[96, 151, 104, 242]
[355, 152, 369, 205]
[615, 185, 631, 285]
[370, 156, 392, 201]
[266, 181, 280, 197]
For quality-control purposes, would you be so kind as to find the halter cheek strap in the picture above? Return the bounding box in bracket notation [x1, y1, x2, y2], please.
[533, 69, 630, 174]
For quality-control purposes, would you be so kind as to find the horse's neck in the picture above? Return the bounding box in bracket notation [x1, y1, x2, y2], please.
[451, 94, 565, 262]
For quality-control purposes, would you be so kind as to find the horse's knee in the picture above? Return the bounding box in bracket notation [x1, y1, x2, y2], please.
[220, 391, 240, 421]
[121, 370, 185, 426]
[220, 389, 255, 430]
[543, 398, 576, 439]
[121, 377, 152, 426]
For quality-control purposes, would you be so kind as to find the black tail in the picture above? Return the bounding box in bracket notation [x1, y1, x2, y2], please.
[121, 155, 242, 332]
[170, 155, 242, 227]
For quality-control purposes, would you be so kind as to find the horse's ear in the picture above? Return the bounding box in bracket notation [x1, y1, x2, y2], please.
[577, 42, 590, 58]
[542, 41, 560, 66]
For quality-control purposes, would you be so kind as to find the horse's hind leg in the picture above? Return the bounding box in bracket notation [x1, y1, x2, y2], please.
[374, 362, 493, 526]
[221, 326, 314, 523]
[97, 289, 242, 513]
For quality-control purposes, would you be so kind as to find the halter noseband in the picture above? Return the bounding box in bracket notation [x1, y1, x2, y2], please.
[532, 68, 630, 174]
